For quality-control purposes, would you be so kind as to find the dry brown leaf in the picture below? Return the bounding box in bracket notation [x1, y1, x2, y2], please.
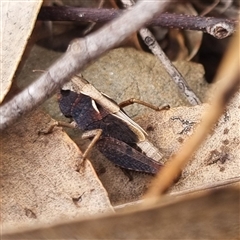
[0, 110, 113, 231]
[71, 48, 211, 205]
[82, 48, 209, 111]
[1, 1, 42, 103]
[2, 186, 239, 239]
[137, 89, 240, 194]
[16, 46, 210, 205]
[1, 3, 238, 239]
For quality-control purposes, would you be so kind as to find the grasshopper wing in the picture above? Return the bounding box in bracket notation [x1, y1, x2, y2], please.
[96, 137, 163, 174]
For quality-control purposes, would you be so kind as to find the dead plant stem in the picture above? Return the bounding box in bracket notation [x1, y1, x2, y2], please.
[38, 7, 236, 39]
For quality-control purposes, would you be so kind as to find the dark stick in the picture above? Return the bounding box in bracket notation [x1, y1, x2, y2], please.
[38, 6, 237, 39]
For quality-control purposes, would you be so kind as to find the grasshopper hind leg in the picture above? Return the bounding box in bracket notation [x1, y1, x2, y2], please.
[119, 98, 170, 111]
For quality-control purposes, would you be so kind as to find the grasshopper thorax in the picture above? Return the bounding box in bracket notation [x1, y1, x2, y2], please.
[58, 89, 108, 130]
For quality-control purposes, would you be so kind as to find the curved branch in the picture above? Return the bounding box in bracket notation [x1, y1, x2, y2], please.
[0, 1, 169, 130]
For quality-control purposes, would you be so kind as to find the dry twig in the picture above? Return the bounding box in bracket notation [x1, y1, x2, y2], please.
[38, 6, 237, 39]
[139, 28, 201, 105]
[0, 1, 169, 130]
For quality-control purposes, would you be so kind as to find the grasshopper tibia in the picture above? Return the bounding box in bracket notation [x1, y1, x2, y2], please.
[119, 98, 170, 111]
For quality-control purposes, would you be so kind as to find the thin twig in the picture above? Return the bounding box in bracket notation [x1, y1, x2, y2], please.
[121, 0, 201, 105]
[38, 6, 237, 39]
[144, 30, 240, 199]
[0, 1, 169, 130]
[139, 28, 201, 105]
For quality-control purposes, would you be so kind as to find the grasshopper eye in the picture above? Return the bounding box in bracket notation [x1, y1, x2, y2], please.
[91, 99, 100, 113]
[60, 89, 71, 96]
[59, 89, 76, 118]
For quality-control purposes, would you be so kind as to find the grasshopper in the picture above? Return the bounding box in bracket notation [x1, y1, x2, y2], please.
[58, 75, 168, 174]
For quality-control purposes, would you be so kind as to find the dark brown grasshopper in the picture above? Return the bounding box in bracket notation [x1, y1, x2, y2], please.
[58, 76, 167, 174]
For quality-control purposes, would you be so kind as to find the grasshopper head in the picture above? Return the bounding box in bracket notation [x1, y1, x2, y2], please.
[58, 89, 79, 118]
